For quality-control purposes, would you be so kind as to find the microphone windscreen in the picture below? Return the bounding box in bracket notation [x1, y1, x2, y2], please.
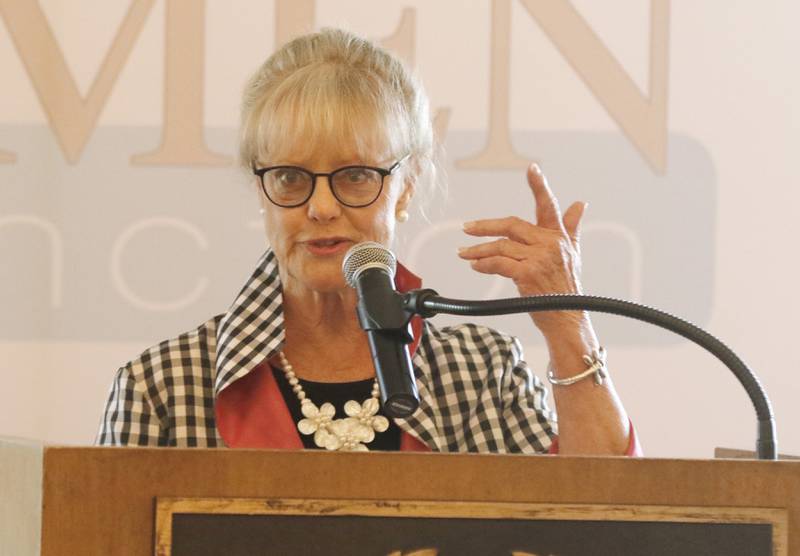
[342, 242, 397, 288]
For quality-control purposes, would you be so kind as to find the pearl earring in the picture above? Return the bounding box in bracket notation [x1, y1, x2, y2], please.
[396, 209, 409, 223]
[259, 208, 265, 215]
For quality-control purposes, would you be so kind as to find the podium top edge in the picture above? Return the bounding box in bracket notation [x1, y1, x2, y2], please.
[17, 444, 800, 465]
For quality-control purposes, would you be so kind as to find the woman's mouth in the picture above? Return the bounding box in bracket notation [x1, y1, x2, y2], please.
[304, 238, 352, 256]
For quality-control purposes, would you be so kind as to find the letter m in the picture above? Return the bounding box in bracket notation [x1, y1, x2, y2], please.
[0, 0, 228, 165]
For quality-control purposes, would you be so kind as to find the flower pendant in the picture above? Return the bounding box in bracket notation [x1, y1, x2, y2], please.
[297, 397, 389, 451]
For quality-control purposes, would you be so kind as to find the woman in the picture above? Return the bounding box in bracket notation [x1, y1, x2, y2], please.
[96, 28, 637, 455]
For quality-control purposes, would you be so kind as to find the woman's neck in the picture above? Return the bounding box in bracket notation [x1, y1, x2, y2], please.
[279, 283, 374, 382]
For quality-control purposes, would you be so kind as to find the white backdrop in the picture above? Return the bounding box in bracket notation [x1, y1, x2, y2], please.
[1, 0, 798, 458]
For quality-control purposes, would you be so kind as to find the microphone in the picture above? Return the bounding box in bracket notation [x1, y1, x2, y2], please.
[342, 242, 419, 418]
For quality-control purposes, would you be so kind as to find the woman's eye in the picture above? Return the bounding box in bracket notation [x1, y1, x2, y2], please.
[342, 169, 369, 183]
[277, 170, 305, 185]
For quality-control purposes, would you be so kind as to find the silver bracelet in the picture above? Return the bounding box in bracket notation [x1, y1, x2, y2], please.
[547, 347, 608, 386]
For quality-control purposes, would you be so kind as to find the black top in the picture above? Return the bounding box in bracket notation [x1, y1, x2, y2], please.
[271, 365, 402, 451]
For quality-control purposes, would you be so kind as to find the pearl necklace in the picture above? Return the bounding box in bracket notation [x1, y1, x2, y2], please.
[278, 351, 390, 451]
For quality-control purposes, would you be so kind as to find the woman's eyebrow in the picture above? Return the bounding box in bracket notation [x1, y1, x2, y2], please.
[270, 157, 379, 169]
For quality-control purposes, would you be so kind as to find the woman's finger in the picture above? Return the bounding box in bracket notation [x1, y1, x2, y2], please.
[463, 216, 541, 244]
[527, 163, 565, 233]
[562, 201, 587, 245]
[468, 256, 525, 279]
[457, 238, 529, 261]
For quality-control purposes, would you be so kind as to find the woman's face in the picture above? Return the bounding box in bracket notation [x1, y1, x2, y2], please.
[258, 141, 414, 295]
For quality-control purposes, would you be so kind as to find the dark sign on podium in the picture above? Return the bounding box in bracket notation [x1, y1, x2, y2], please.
[156, 498, 785, 556]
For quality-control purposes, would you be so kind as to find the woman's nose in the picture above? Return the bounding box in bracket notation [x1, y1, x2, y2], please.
[306, 177, 342, 221]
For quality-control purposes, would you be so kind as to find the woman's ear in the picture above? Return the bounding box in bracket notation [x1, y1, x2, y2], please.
[397, 177, 416, 212]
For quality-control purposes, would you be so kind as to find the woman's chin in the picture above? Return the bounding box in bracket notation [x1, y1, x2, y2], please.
[279, 252, 357, 296]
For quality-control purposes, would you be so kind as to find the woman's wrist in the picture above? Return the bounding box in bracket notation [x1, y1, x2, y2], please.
[537, 313, 601, 377]
[535, 311, 595, 344]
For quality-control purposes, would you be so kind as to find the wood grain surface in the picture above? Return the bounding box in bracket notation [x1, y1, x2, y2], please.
[31, 447, 800, 555]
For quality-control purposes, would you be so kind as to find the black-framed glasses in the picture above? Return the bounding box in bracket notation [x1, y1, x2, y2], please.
[252, 155, 409, 208]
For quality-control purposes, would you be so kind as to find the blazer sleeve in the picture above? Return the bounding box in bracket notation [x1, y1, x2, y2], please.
[499, 339, 558, 454]
[95, 365, 165, 446]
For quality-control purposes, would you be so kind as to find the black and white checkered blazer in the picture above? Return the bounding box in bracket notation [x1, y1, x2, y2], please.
[96, 250, 556, 452]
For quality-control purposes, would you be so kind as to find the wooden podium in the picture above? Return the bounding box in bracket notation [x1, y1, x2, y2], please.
[2, 436, 799, 555]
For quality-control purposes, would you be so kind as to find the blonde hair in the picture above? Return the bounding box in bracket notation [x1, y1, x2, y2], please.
[239, 28, 438, 204]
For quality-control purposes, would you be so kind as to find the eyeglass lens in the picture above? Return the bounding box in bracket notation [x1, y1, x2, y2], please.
[262, 167, 383, 207]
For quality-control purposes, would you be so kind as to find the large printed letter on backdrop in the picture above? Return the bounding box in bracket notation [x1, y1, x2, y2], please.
[458, 0, 670, 173]
[0, 0, 228, 165]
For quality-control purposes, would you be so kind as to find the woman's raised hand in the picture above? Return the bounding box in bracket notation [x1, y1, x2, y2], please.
[457, 163, 588, 332]
[459, 163, 632, 455]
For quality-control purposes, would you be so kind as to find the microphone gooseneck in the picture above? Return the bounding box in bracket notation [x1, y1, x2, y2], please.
[403, 291, 778, 461]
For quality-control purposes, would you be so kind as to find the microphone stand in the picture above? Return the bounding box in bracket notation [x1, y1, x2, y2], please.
[401, 289, 778, 460]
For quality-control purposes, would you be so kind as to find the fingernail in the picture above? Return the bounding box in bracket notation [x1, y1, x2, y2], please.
[583, 202, 589, 212]
[530, 162, 543, 175]
[457, 246, 466, 254]
[462, 221, 476, 231]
